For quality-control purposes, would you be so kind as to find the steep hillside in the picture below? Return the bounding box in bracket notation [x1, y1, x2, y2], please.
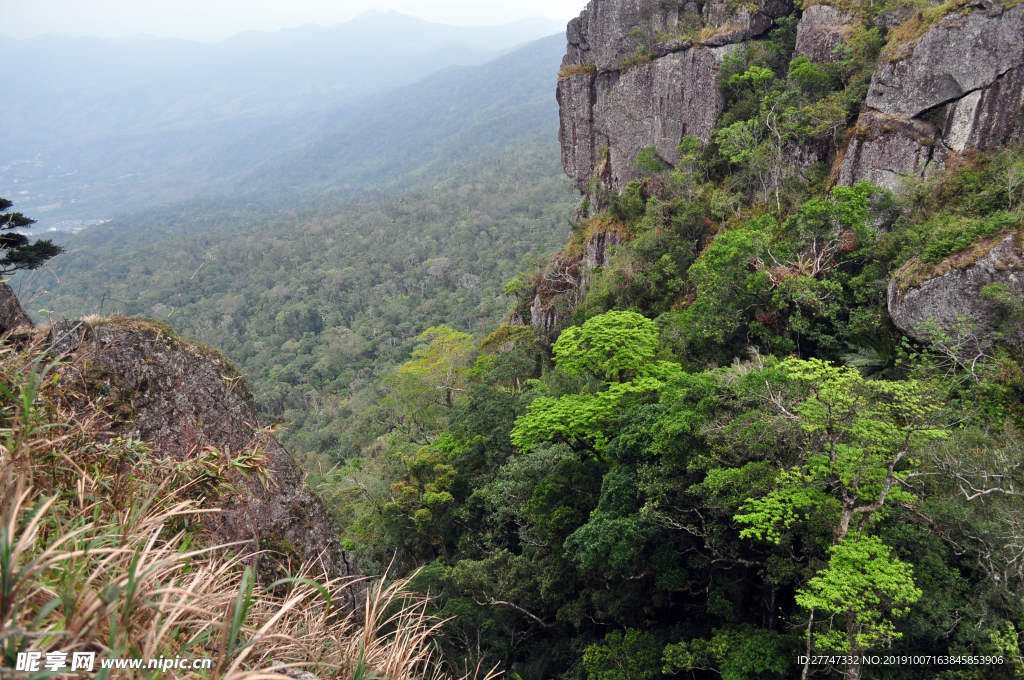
[303, 1, 1024, 679]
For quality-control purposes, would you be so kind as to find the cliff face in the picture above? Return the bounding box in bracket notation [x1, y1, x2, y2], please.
[559, 0, 1024, 201]
[557, 0, 797, 202]
[551, 0, 1024, 343]
[841, 3, 1024, 191]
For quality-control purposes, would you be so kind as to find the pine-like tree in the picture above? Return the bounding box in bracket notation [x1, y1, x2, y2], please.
[0, 198, 63, 274]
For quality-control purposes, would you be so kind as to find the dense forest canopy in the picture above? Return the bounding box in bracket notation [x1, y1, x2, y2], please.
[12, 1, 1024, 679]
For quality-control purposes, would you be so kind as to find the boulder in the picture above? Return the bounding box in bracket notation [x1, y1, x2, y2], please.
[793, 5, 856, 64]
[866, 4, 1024, 118]
[888, 233, 1024, 346]
[839, 5, 1024, 190]
[0, 282, 33, 336]
[60, 319, 362, 601]
[702, 3, 776, 46]
[838, 109, 943, 192]
[875, 5, 914, 28]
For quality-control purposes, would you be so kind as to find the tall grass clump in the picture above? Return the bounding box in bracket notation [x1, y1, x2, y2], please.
[0, 338, 497, 680]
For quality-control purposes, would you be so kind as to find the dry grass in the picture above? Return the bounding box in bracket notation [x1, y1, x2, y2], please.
[0, 338, 498, 680]
[556, 63, 596, 81]
[884, 0, 972, 51]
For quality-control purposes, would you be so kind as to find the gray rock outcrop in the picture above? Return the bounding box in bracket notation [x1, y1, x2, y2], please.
[838, 110, 944, 192]
[942, 65, 1024, 151]
[793, 5, 855, 64]
[866, 5, 1024, 119]
[559, 45, 734, 193]
[701, 2, 775, 47]
[0, 282, 34, 336]
[840, 4, 1024, 190]
[888, 234, 1024, 346]
[558, 0, 787, 199]
[60, 318, 362, 601]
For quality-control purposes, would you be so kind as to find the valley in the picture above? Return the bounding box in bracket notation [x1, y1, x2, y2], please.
[4, 0, 1024, 679]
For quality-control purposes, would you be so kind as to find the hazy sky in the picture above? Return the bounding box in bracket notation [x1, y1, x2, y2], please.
[3, 0, 587, 42]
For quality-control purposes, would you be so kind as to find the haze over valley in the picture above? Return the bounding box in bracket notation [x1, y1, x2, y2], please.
[2, 11, 563, 224]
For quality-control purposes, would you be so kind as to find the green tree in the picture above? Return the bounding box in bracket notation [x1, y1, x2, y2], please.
[0, 198, 62, 275]
[386, 445, 457, 563]
[733, 358, 947, 678]
[382, 325, 475, 443]
[735, 359, 948, 544]
[511, 311, 681, 451]
[795, 535, 921, 666]
[583, 628, 664, 680]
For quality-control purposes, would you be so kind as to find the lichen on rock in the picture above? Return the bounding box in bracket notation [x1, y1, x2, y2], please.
[888, 233, 1024, 347]
[838, 109, 944, 192]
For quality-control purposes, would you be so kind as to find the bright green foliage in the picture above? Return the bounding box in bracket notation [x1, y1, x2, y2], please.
[789, 56, 828, 94]
[634, 147, 664, 175]
[513, 311, 682, 450]
[663, 627, 794, 680]
[381, 325, 474, 442]
[553, 311, 659, 381]
[582, 628, 663, 680]
[736, 358, 949, 544]
[510, 376, 672, 452]
[795, 535, 922, 651]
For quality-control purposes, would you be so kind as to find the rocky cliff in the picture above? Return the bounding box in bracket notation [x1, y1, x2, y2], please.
[559, 0, 1024, 200]
[889, 232, 1024, 349]
[2, 302, 362, 603]
[841, 3, 1024, 191]
[547, 0, 1024, 343]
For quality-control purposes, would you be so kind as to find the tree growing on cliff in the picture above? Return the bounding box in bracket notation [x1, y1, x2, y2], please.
[0, 198, 63, 275]
[734, 358, 947, 679]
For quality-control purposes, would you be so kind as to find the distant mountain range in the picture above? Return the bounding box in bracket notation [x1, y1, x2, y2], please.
[1, 11, 563, 223]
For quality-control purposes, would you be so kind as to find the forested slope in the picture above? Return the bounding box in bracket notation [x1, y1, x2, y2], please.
[293, 0, 1024, 679]
[28, 141, 575, 460]
[16, 0, 1024, 677]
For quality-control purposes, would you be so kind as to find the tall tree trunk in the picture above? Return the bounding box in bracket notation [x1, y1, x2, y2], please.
[845, 612, 863, 680]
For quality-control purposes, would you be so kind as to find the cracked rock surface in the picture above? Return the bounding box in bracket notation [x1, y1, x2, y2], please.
[866, 4, 1024, 118]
